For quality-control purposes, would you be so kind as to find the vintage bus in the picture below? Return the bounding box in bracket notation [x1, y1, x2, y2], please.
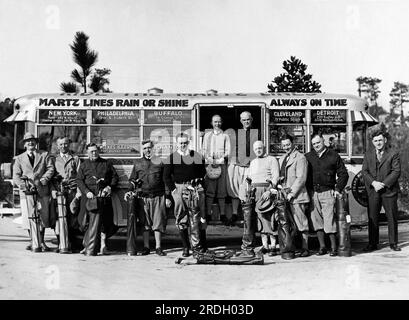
[4, 90, 378, 225]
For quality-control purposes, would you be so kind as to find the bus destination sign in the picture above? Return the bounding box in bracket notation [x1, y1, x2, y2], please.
[270, 110, 306, 124]
[144, 110, 192, 124]
[311, 109, 347, 123]
[38, 110, 87, 124]
[92, 110, 140, 124]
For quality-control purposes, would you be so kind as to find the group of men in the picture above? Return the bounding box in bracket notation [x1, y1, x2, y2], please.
[13, 134, 119, 256]
[13, 110, 402, 258]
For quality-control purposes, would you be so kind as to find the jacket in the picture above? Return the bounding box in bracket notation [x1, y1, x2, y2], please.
[305, 148, 348, 193]
[278, 148, 309, 203]
[51, 152, 80, 191]
[362, 148, 401, 197]
[76, 157, 118, 196]
[129, 156, 168, 197]
[12, 150, 55, 196]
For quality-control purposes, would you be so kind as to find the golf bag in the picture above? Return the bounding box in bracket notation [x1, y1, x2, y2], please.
[181, 178, 205, 252]
[125, 178, 143, 255]
[275, 184, 296, 260]
[21, 176, 42, 252]
[193, 249, 264, 265]
[53, 175, 71, 253]
[335, 188, 352, 257]
[240, 177, 257, 251]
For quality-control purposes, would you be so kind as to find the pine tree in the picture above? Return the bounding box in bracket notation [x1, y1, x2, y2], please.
[389, 81, 409, 126]
[60, 31, 111, 93]
[356, 76, 384, 117]
[267, 56, 321, 93]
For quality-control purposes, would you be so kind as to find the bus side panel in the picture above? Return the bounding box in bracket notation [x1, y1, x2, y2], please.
[345, 164, 368, 225]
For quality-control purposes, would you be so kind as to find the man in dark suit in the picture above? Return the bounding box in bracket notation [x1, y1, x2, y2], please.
[362, 130, 401, 252]
[76, 143, 119, 256]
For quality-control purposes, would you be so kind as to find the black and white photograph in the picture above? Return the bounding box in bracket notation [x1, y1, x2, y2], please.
[0, 0, 408, 309]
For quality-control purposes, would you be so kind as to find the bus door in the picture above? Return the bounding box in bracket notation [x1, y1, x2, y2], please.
[196, 103, 265, 155]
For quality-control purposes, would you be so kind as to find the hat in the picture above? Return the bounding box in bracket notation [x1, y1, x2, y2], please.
[22, 133, 38, 142]
[86, 198, 99, 212]
[255, 191, 276, 214]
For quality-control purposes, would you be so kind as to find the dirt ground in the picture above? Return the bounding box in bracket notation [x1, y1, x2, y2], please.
[0, 215, 408, 300]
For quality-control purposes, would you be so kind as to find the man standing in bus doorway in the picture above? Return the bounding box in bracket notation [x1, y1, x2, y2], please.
[50, 136, 81, 252]
[226, 111, 260, 226]
[245, 140, 279, 256]
[279, 134, 310, 257]
[202, 114, 231, 223]
[305, 133, 348, 257]
[13, 132, 55, 251]
[361, 130, 401, 252]
[76, 143, 119, 256]
[127, 139, 170, 256]
[164, 133, 207, 257]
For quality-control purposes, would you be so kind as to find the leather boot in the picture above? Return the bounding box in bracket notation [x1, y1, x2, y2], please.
[200, 229, 208, 252]
[40, 229, 51, 252]
[179, 229, 190, 257]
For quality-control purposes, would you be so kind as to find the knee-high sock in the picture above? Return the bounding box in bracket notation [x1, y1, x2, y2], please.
[154, 231, 161, 249]
[317, 230, 325, 248]
[269, 235, 277, 248]
[205, 197, 213, 216]
[40, 228, 45, 244]
[218, 198, 226, 217]
[301, 231, 309, 250]
[100, 232, 106, 250]
[329, 233, 337, 250]
[231, 198, 240, 216]
[261, 234, 269, 249]
[143, 231, 150, 249]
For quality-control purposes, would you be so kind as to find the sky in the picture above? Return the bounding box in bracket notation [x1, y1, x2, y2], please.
[1, 0, 409, 110]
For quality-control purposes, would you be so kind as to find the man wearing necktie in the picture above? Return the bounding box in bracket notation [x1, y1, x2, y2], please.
[226, 111, 260, 226]
[362, 130, 401, 252]
[12, 132, 55, 251]
[278, 134, 310, 257]
[50, 136, 81, 252]
[28, 152, 35, 166]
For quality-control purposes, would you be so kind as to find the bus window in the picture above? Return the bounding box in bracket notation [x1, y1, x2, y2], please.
[143, 109, 194, 158]
[311, 109, 347, 154]
[37, 109, 88, 154]
[91, 109, 141, 156]
[311, 125, 347, 154]
[352, 122, 367, 155]
[269, 125, 306, 154]
[91, 126, 140, 155]
[37, 126, 87, 154]
[269, 109, 306, 154]
[143, 125, 192, 158]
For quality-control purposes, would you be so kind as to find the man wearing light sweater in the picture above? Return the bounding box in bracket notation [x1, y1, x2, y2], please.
[245, 141, 280, 256]
[202, 114, 231, 223]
